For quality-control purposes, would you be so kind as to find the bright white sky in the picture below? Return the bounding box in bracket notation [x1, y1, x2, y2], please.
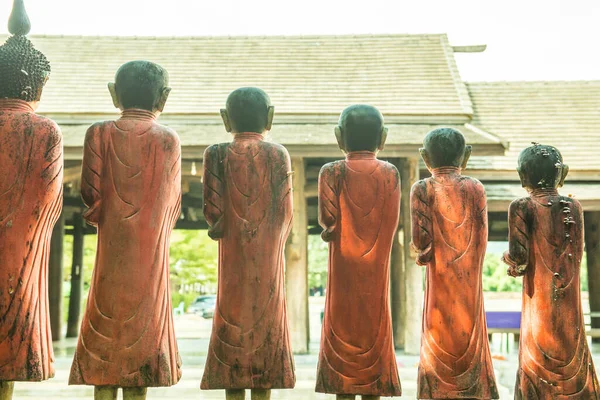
[1, 0, 599, 81]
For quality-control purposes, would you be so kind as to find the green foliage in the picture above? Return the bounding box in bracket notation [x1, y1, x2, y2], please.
[482, 253, 523, 292]
[171, 292, 200, 310]
[169, 230, 219, 289]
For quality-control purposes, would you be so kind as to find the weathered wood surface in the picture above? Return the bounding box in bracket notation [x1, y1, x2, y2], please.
[315, 151, 401, 397]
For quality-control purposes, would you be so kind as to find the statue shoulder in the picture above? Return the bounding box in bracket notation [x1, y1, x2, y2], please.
[31, 115, 61, 138]
[319, 160, 343, 177]
[459, 175, 485, 191]
[204, 142, 228, 160]
[262, 141, 291, 162]
[509, 196, 532, 214]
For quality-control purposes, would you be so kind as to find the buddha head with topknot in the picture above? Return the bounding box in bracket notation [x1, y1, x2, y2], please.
[0, 0, 51, 106]
[517, 143, 568, 191]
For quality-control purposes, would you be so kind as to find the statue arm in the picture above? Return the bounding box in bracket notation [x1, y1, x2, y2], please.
[318, 164, 339, 242]
[41, 121, 63, 192]
[203, 145, 225, 240]
[410, 180, 433, 266]
[80, 124, 103, 226]
[502, 199, 530, 277]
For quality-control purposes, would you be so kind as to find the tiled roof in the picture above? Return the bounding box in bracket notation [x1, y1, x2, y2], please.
[467, 81, 600, 172]
[485, 182, 600, 211]
[60, 123, 505, 159]
[10, 34, 473, 118]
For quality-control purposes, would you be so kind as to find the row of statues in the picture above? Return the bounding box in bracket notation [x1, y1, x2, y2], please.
[0, 1, 599, 399]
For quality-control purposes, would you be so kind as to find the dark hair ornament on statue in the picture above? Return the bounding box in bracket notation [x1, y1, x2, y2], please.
[0, 0, 51, 102]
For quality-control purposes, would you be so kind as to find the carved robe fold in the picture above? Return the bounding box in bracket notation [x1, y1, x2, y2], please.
[201, 132, 295, 390]
[504, 189, 600, 399]
[69, 109, 182, 387]
[412, 167, 499, 399]
[0, 100, 63, 382]
[315, 151, 402, 397]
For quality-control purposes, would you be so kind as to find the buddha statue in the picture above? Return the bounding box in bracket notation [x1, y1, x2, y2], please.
[68, 61, 182, 400]
[315, 104, 402, 400]
[201, 87, 295, 400]
[502, 143, 600, 398]
[412, 128, 499, 399]
[0, 1, 62, 399]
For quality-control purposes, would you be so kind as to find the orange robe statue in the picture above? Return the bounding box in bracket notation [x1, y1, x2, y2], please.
[315, 152, 402, 397]
[69, 108, 182, 387]
[0, 0, 61, 391]
[201, 133, 295, 390]
[503, 144, 600, 399]
[412, 128, 498, 399]
[0, 100, 63, 382]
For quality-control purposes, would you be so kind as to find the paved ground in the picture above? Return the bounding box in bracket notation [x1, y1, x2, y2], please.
[10, 295, 600, 399]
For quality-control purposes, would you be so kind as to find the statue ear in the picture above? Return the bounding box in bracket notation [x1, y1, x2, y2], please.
[420, 148, 432, 170]
[108, 83, 121, 110]
[378, 127, 388, 151]
[461, 145, 472, 170]
[156, 87, 171, 113]
[335, 126, 345, 153]
[266, 105, 275, 132]
[220, 109, 232, 133]
[558, 164, 569, 188]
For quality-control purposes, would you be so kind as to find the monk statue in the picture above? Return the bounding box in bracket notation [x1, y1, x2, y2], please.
[315, 104, 402, 400]
[0, 1, 62, 399]
[412, 128, 499, 399]
[201, 87, 295, 400]
[502, 143, 600, 398]
[68, 61, 182, 400]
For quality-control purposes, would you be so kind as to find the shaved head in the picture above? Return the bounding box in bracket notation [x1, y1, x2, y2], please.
[338, 104, 385, 152]
[422, 127, 466, 168]
[226, 87, 272, 133]
[114, 60, 169, 111]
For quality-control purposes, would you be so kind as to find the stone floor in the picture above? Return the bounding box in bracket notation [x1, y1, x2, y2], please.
[10, 295, 600, 399]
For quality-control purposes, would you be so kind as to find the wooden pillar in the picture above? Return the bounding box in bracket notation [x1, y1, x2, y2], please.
[389, 159, 406, 349]
[390, 229, 406, 349]
[585, 211, 600, 342]
[285, 157, 309, 354]
[401, 158, 422, 354]
[66, 213, 84, 338]
[49, 212, 64, 341]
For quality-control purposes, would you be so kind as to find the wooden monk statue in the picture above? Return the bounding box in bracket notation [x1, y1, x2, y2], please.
[69, 61, 182, 400]
[502, 143, 600, 399]
[315, 105, 402, 400]
[0, 1, 62, 399]
[412, 128, 499, 399]
[201, 87, 295, 400]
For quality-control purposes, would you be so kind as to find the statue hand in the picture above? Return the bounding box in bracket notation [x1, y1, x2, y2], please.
[321, 226, 335, 242]
[208, 217, 225, 240]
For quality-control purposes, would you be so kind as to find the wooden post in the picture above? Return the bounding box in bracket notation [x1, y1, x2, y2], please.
[66, 213, 84, 338]
[585, 211, 600, 342]
[401, 158, 422, 355]
[390, 229, 406, 349]
[49, 212, 64, 341]
[389, 159, 405, 349]
[285, 157, 309, 354]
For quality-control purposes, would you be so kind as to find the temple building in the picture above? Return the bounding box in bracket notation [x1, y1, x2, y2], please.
[10, 33, 599, 353]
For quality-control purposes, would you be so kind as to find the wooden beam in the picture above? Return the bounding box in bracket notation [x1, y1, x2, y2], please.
[401, 158, 422, 355]
[66, 214, 84, 338]
[389, 159, 406, 349]
[585, 211, 600, 342]
[285, 157, 310, 354]
[49, 213, 64, 341]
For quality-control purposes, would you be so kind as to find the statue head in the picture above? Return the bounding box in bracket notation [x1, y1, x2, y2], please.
[517, 143, 568, 191]
[0, 0, 51, 108]
[108, 61, 171, 113]
[221, 87, 274, 134]
[335, 104, 387, 153]
[420, 127, 472, 170]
